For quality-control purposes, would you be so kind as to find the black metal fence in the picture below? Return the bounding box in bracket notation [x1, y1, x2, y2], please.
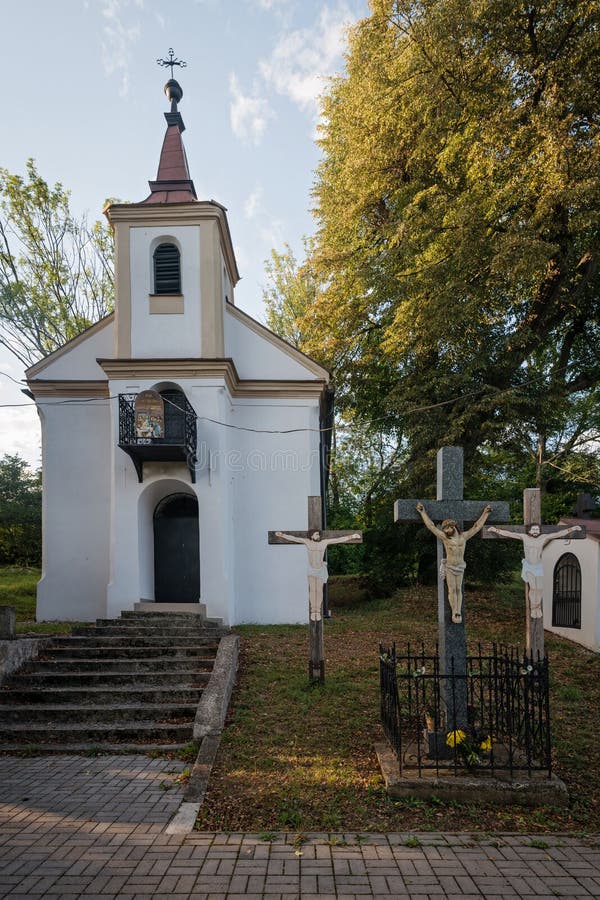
[380, 643, 552, 778]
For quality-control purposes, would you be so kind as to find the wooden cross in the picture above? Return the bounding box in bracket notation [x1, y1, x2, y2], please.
[483, 488, 586, 660]
[394, 447, 510, 729]
[269, 496, 362, 684]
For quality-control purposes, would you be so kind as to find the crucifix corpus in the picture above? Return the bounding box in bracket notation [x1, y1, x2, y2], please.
[394, 447, 510, 730]
[484, 488, 586, 661]
[269, 496, 362, 684]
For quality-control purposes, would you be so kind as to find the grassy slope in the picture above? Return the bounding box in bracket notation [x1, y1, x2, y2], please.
[197, 583, 600, 834]
[0, 566, 82, 633]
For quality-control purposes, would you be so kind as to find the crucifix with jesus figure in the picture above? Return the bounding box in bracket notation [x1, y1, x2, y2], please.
[394, 447, 510, 730]
[483, 488, 586, 661]
[269, 497, 362, 684]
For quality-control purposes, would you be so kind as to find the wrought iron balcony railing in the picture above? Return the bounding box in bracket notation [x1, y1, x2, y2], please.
[118, 392, 197, 483]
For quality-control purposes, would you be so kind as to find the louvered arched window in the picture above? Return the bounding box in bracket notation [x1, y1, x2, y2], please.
[552, 552, 582, 628]
[153, 242, 181, 294]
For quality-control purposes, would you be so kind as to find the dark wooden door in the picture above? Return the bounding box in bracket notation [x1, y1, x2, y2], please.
[153, 493, 200, 602]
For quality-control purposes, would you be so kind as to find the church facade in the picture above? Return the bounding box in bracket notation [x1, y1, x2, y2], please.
[26, 76, 330, 626]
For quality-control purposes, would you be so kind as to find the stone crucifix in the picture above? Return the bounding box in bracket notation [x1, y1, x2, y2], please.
[483, 488, 586, 660]
[269, 496, 362, 684]
[394, 447, 510, 729]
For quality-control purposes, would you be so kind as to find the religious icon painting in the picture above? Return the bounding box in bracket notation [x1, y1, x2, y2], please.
[134, 390, 164, 441]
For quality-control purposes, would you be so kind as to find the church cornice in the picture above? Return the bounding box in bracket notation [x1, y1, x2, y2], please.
[96, 358, 327, 399]
[27, 380, 110, 398]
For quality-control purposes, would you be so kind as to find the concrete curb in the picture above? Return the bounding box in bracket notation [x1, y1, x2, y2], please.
[183, 733, 221, 804]
[168, 633, 239, 833]
[192, 633, 239, 742]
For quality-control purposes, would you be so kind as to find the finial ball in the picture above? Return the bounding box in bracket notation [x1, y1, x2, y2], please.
[165, 79, 183, 104]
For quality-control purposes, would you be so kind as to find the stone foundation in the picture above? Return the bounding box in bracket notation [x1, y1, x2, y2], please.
[376, 741, 569, 807]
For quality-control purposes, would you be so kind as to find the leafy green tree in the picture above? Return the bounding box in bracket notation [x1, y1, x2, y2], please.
[0, 160, 114, 366]
[309, 0, 600, 488]
[262, 239, 321, 350]
[0, 454, 42, 566]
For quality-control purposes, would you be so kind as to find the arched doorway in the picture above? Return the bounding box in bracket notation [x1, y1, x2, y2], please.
[153, 493, 200, 602]
[552, 552, 581, 628]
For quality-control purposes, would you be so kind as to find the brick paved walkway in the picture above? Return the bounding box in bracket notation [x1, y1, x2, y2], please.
[1, 756, 599, 898]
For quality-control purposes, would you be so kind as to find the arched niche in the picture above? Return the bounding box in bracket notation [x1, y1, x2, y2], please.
[552, 552, 582, 628]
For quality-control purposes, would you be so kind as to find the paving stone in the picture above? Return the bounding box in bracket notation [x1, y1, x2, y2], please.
[3, 756, 600, 898]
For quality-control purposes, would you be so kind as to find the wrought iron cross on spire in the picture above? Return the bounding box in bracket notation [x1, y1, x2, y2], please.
[156, 48, 187, 79]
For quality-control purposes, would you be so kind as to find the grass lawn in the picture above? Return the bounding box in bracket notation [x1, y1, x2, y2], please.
[196, 582, 600, 834]
[0, 566, 82, 634]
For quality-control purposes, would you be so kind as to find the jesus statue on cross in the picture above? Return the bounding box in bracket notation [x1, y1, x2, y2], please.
[416, 502, 493, 624]
[274, 530, 362, 622]
[486, 521, 583, 618]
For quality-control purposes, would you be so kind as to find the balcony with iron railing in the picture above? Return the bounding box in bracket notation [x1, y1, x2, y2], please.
[118, 391, 197, 483]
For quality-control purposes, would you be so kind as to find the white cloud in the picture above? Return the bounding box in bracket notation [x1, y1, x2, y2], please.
[229, 73, 274, 146]
[254, 0, 291, 10]
[259, 2, 356, 116]
[259, 216, 285, 250]
[244, 186, 264, 219]
[0, 361, 41, 469]
[99, 0, 142, 98]
[0, 407, 41, 469]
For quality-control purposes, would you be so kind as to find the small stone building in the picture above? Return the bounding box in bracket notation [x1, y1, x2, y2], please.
[543, 517, 600, 653]
[26, 76, 330, 626]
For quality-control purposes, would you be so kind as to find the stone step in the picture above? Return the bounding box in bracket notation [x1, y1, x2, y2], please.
[0, 686, 203, 705]
[26, 656, 214, 672]
[41, 644, 218, 659]
[50, 635, 219, 648]
[72, 625, 216, 638]
[105, 612, 222, 625]
[0, 609, 229, 751]
[0, 721, 193, 743]
[9, 670, 211, 687]
[132, 603, 218, 618]
[0, 702, 198, 724]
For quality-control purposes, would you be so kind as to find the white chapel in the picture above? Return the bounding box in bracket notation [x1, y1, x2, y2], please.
[25, 74, 330, 626]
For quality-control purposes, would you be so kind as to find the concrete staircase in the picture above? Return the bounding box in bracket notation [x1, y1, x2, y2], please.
[0, 611, 228, 754]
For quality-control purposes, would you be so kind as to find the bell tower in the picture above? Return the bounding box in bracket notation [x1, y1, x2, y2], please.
[104, 50, 240, 361]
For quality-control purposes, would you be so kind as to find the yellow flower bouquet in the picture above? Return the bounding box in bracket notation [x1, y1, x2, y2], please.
[446, 728, 492, 768]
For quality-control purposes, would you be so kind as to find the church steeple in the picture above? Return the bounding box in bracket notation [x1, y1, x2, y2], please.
[143, 50, 197, 204]
[106, 49, 240, 360]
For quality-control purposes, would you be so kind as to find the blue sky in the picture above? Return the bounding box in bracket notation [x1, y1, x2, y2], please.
[0, 0, 369, 465]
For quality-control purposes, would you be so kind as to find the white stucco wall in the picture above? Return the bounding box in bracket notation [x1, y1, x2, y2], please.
[104, 376, 321, 626]
[229, 399, 322, 624]
[36, 398, 111, 622]
[224, 308, 321, 380]
[105, 377, 236, 624]
[543, 537, 600, 652]
[29, 319, 114, 381]
[30, 251, 327, 626]
[130, 226, 202, 358]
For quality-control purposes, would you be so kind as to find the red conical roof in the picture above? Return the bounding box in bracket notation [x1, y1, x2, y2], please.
[143, 118, 197, 204]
